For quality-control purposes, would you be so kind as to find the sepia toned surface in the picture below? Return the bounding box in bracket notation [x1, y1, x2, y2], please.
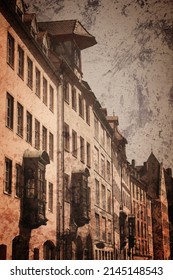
[26, 0, 173, 169]
[0, 0, 173, 261]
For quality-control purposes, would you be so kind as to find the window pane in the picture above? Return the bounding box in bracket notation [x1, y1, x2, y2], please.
[5, 158, 12, 194]
[18, 46, 24, 78]
[43, 78, 48, 105]
[17, 102, 23, 137]
[6, 93, 14, 129]
[7, 33, 14, 67]
[26, 112, 32, 143]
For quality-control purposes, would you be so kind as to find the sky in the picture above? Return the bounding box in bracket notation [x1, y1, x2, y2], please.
[26, 0, 173, 169]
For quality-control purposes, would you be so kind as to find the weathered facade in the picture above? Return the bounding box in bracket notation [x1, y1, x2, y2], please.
[0, 0, 172, 260]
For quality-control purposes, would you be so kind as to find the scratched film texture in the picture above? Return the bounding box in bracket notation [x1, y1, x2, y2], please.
[26, 0, 173, 168]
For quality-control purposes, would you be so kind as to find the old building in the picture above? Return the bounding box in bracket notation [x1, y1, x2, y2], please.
[0, 0, 172, 261]
[130, 160, 153, 259]
[0, 0, 60, 259]
[134, 153, 171, 260]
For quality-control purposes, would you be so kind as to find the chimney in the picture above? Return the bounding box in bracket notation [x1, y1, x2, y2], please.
[132, 159, 135, 168]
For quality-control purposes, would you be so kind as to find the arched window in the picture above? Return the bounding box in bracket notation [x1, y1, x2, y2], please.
[12, 235, 29, 260]
[43, 240, 55, 260]
[0, 244, 7, 260]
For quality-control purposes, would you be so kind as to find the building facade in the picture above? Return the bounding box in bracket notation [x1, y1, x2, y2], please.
[0, 0, 172, 260]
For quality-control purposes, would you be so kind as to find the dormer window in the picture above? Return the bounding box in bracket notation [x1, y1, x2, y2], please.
[16, 0, 25, 20]
[74, 45, 81, 69]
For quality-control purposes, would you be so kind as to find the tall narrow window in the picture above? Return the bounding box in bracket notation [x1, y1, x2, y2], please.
[35, 68, 41, 97]
[102, 185, 106, 210]
[79, 94, 84, 118]
[86, 103, 90, 125]
[49, 132, 54, 161]
[102, 217, 106, 241]
[7, 33, 14, 67]
[5, 158, 12, 194]
[107, 190, 111, 213]
[95, 179, 100, 206]
[95, 214, 100, 239]
[43, 78, 48, 105]
[94, 117, 99, 140]
[86, 142, 91, 167]
[80, 137, 85, 163]
[18, 46, 24, 78]
[64, 123, 70, 151]
[35, 119, 40, 149]
[16, 164, 22, 198]
[94, 146, 99, 172]
[100, 125, 105, 147]
[101, 154, 105, 178]
[6, 93, 14, 129]
[107, 160, 111, 182]
[17, 102, 23, 137]
[27, 57, 33, 89]
[26, 112, 32, 143]
[64, 173, 70, 203]
[72, 130, 77, 157]
[42, 126, 47, 151]
[48, 183, 53, 212]
[72, 87, 77, 110]
[63, 81, 69, 103]
[49, 85, 54, 112]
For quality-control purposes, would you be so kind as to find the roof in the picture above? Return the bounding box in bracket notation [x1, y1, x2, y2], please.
[38, 20, 97, 50]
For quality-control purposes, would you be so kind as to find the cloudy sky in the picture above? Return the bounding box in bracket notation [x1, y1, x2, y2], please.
[26, 0, 173, 169]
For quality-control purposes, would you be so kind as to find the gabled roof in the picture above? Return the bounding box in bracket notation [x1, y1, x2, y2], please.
[38, 20, 97, 50]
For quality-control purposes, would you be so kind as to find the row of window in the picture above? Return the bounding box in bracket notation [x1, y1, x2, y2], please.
[95, 214, 112, 243]
[64, 81, 90, 125]
[7, 32, 55, 112]
[94, 146, 111, 182]
[64, 123, 91, 167]
[132, 183, 146, 203]
[4, 157, 53, 212]
[6, 93, 54, 160]
[94, 116, 111, 154]
[95, 179, 112, 213]
[95, 250, 114, 260]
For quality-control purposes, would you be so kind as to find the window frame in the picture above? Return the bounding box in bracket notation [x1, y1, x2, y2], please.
[4, 157, 12, 195]
[7, 32, 15, 68]
[6, 93, 14, 130]
[17, 102, 23, 137]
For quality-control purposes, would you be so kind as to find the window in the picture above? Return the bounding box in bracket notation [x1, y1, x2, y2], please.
[17, 102, 23, 137]
[42, 126, 47, 151]
[64, 123, 70, 151]
[101, 185, 106, 210]
[102, 217, 106, 241]
[35, 68, 41, 97]
[94, 116, 99, 140]
[106, 133, 111, 154]
[107, 160, 111, 182]
[107, 190, 111, 213]
[64, 173, 70, 202]
[35, 119, 40, 150]
[27, 57, 33, 88]
[86, 103, 90, 125]
[48, 183, 53, 212]
[95, 214, 100, 239]
[72, 130, 77, 157]
[6, 93, 14, 129]
[94, 146, 99, 172]
[18, 46, 24, 78]
[95, 179, 100, 206]
[86, 142, 91, 167]
[16, 164, 22, 198]
[49, 85, 54, 112]
[43, 241, 55, 260]
[80, 137, 85, 163]
[38, 167, 45, 200]
[108, 220, 112, 243]
[4, 158, 12, 194]
[100, 125, 105, 147]
[49, 132, 54, 161]
[74, 46, 81, 68]
[26, 112, 32, 143]
[79, 94, 84, 118]
[43, 78, 47, 105]
[7, 33, 14, 67]
[101, 154, 105, 178]
[72, 87, 77, 110]
[63, 81, 69, 103]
